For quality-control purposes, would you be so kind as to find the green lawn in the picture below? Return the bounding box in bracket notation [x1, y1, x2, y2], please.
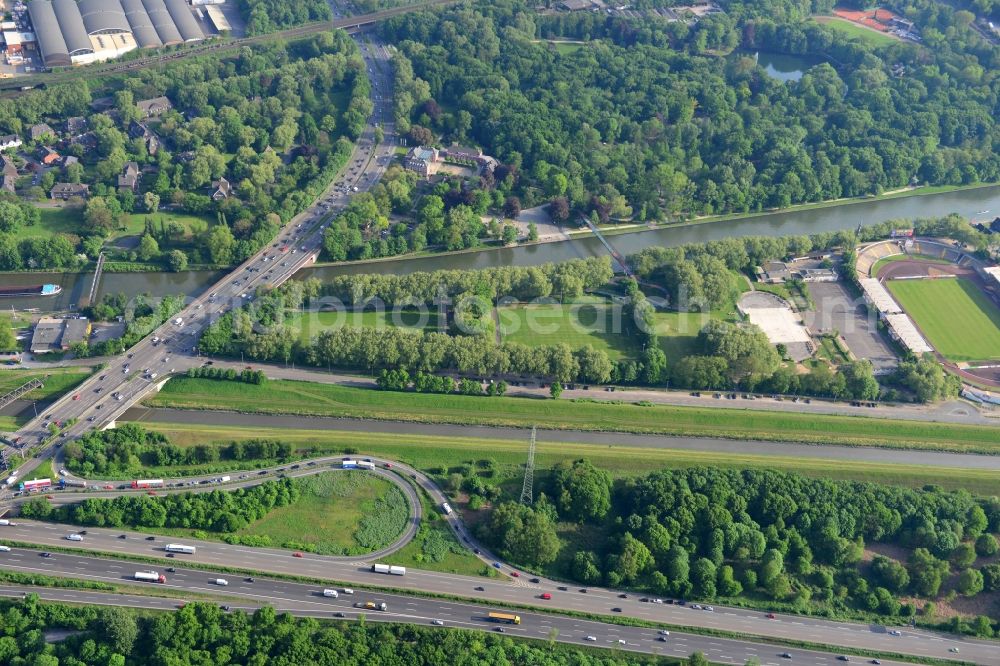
[150, 377, 1000, 454]
[235, 471, 409, 555]
[652, 311, 717, 359]
[21, 207, 212, 245]
[499, 303, 640, 360]
[812, 16, 899, 46]
[887, 278, 1000, 362]
[143, 422, 1000, 496]
[287, 309, 443, 343]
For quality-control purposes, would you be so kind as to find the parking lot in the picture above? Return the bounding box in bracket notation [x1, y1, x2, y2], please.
[804, 281, 898, 374]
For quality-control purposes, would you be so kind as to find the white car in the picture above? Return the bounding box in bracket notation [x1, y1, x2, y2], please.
[66, 534, 83, 541]
[617, 639, 625, 645]
[0, 545, 11, 552]
[432, 619, 444, 626]
[888, 630, 902, 636]
[213, 579, 229, 586]
[584, 635, 597, 642]
[658, 630, 670, 636]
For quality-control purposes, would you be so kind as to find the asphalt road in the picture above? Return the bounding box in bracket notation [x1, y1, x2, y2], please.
[123, 407, 1000, 470]
[0, 522, 989, 663]
[2, 32, 398, 480]
[0, 557, 928, 666]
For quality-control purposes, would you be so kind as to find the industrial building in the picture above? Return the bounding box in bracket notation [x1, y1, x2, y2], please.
[27, 0, 203, 68]
[30, 317, 91, 354]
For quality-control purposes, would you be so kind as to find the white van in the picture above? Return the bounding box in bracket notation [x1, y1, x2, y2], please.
[0, 545, 11, 552]
[66, 534, 83, 541]
[212, 578, 229, 586]
[323, 589, 339, 598]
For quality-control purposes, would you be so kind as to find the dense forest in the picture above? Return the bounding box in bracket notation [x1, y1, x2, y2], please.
[380, 0, 1000, 222]
[237, 0, 331, 35]
[480, 462, 1000, 636]
[0, 597, 682, 665]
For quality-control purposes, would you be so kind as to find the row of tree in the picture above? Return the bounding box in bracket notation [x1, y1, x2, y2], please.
[62, 423, 293, 478]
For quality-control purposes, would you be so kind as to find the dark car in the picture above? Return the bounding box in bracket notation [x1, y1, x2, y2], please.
[837, 658, 850, 663]
[245, 577, 255, 583]
[475, 586, 485, 592]
[579, 588, 588, 593]
[166, 553, 175, 558]
[611, 607, 622, 613]
[334, 612, 346, 618]
[530, 578, 540, 584]
[221, 605, 231, 612]
[618, 593, 628, 599]
[40, 552, 52, 558]
[558, 586, 568, 591]
[79, 530, 87, 535]
[166, 567, 176, 573]
[780, 653, 792, 659]
[494, 627, 505, 633]
[146, 536, 155, 541]
[119, 534, 127, 539]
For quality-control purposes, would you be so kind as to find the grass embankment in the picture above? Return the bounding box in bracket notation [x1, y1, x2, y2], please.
[888, 278, 1000, 362]
[151, 377, 1000, 454]
[0, 367, 93, 429]
[870, 253, 952, 277]
[24, 208, 211, 244]
[140, 422, 1000, 495]
[383, 476, 492, 577]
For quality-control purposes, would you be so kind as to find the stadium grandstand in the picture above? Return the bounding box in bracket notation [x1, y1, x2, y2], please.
[27, 0, 202, 67]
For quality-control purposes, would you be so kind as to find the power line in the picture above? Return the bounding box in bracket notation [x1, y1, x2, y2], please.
[519, 425, 536, 505]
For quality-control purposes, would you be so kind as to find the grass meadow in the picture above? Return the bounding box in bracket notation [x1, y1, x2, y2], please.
[887, 278, 1000, 362]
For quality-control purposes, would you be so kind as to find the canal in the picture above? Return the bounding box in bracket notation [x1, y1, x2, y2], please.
[2, 185, 999, 311]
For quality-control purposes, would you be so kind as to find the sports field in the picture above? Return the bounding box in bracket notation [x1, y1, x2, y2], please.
[887, 278, 1000, 362]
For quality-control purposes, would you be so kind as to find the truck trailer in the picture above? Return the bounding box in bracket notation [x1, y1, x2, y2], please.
[134, 571, 166, 583]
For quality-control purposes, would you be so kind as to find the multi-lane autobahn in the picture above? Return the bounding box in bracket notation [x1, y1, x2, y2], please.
[0, 581, 922, 666]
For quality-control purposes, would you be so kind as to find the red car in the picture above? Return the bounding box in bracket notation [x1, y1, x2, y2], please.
[72, 394, 80, 400]
[147, 491, 157, 496]
[511, 572, 520, 578]
[293, 552, 304, 558]
[540, 593, 552, 600]
[766, 613, 776, 619]
[45, 495, 55, 500]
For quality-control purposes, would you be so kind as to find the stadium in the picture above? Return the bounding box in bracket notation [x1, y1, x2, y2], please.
[856, 235, 1000, 389]
[27, 0, 204, 68]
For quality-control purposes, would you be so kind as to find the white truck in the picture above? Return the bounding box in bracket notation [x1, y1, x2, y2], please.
[441, 502, 453, 515]
[0, 519, 13, 526]
[164, 544, 196, 554]
[212, 578, 229, 586]
[134, 570, 166, 583]
[371, 563, 406, 576]
[216, 476, 231, 483]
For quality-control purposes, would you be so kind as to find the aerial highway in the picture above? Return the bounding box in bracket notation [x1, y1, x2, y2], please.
[0, 30, 397, 482]
[0, 559, 928, 666]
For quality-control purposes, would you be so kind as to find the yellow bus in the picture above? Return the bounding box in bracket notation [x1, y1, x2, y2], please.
[487, 612, 521, 625]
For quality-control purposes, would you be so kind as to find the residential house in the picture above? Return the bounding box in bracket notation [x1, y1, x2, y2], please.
[70, 132, 98, 152]
[128, 120, 160, 155]
[64, 116, 88, 137]
[30, 317, 92, 354]
[38, 146, 61, 166]
[211, 176, 232, 200]
[442, 144, 499, 172]
[50, 182, 90, 200]
[0, 134, 22, 151]
[62, 155, 79, 169]
[29, 123, 55, 142]
[1, 155, 17, 194]
[136, 96, 173, 118]
[118, 161, 141, 192]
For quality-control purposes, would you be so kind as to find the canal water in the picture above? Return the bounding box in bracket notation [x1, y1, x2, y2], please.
[2, 185, 999, 311]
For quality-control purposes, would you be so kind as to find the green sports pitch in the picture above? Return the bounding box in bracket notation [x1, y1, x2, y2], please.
[886, 278, 1000, 362]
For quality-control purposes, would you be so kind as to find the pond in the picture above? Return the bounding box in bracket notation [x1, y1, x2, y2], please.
[755, 51, 825, 82]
